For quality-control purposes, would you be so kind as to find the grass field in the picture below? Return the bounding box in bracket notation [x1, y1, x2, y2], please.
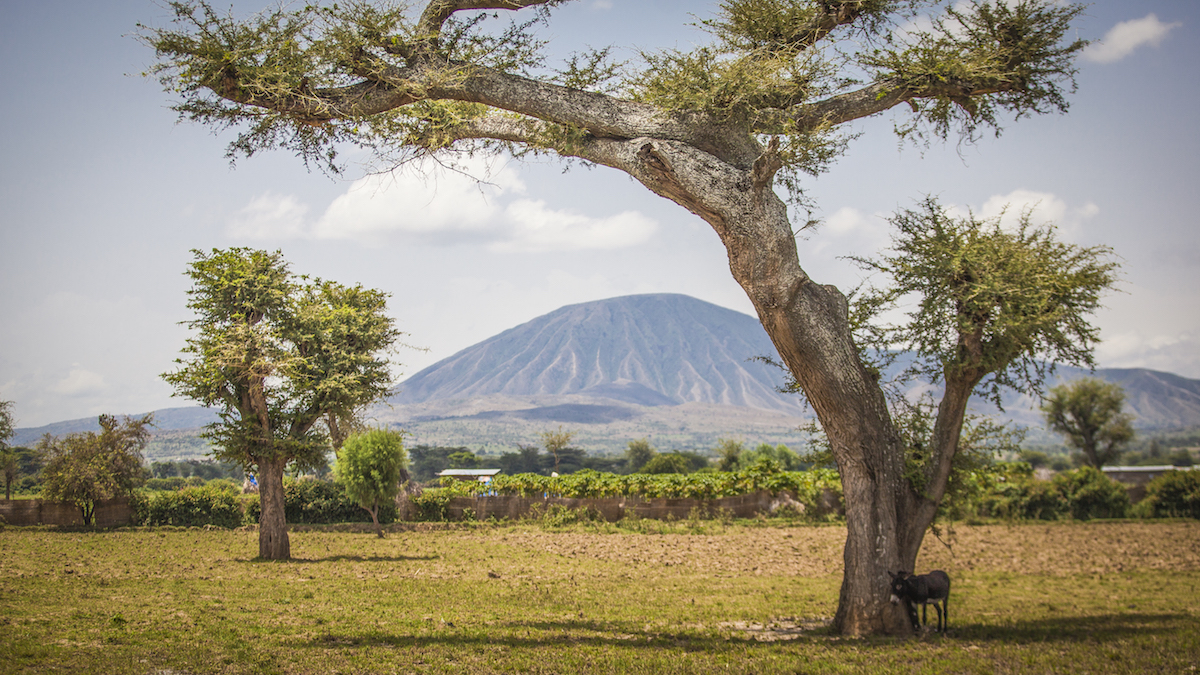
[1, 519, 1197, 674]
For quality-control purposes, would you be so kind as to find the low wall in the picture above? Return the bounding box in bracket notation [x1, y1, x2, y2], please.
[435, 489, 841, 522]
[0, 498, 133, 527]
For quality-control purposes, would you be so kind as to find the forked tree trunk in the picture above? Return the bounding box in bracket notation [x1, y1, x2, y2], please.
[257, 456, 291, 560]
[368, 505, 384, 538]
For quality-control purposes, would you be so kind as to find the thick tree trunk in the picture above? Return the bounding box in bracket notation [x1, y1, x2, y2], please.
[257, 456, 291, 560]
[599, 138, 916, 634]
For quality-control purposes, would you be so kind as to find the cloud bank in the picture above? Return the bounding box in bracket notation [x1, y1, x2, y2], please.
[227, 157, 657, 252]
[1083, 14, 1181, 64]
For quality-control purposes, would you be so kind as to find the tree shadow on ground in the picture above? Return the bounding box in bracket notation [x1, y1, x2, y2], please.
[245, 554, 440, 564]
[283, 612, 1194, 652]
[947, 613, 1193, 644]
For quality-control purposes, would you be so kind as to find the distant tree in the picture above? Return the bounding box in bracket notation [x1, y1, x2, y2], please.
[163, 248, 400, 560]
[499, 445, 545, 476]
[447, 450, 479, 469]
[0, 400, 14, 499]
[714, 439, 746, 472]
[540, 427, 575, 474]
[624, 438, 656, 473]
[1042, 378, 1134, 468]
[39, 415, 152, 524]
[1, 448, 18, 500]
[640, 453, 693, 475]
[741, 443, 802, 471]
[409, 445, 469, 482]
[335, 429, 408, 538]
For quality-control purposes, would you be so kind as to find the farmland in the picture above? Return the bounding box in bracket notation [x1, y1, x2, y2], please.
[1, 520, 1197, 674]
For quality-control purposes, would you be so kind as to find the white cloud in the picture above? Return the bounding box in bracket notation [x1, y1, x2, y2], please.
[1083, 14, 1181, 64]
[494, 199, 657, 252]
[956, 189, 1098, 237]
[313, 157, 526, 242]
[591, 0, 613, 9]
[228, 193, 310, 240]
[229, 156, 660, 252]
[50, 368, 106, 397]
[1095, 332, 1200, 378]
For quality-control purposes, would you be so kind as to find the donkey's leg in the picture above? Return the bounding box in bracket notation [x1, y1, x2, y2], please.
[932, 601, 943, 632]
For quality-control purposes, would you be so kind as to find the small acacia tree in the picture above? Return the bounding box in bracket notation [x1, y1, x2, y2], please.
[850, 198, 1118, 561]
[164, 248, 400, 560]
[539, 427, 574, 474]
[1042, 377, 1134, 468]
[334, 428, 408, 537]
[39, 415, 152, 525]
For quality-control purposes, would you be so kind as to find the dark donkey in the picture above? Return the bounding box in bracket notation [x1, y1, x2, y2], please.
[889, 570, 951, 633]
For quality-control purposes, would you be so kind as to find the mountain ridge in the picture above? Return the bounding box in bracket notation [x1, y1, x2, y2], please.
[12, 294, 1200, 454]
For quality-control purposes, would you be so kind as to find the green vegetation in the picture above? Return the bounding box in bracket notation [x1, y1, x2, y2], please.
[1042, 378, 1136, 468]
[37, 415, 153, 525]
[437, 465, 840, 502]
[1, 522, 1196, 674]
[334, 429, 409, 537]
[163, 247, 401, 560]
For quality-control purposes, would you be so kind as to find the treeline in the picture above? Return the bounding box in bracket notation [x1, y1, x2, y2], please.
[406, 439, 809, 483]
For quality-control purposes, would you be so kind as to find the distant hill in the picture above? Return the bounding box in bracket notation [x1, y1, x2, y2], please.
[391, 293, 804, 413]
[14, 294, 1200, 456]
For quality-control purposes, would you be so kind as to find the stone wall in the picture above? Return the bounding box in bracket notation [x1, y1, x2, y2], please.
[0, 498, 133, 527]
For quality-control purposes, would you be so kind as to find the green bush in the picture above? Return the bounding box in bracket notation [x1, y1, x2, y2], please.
[135, 484, 245, 528]
[1135, 469, 1200, 519]
[1052, 467, 1129, 520]
[243, 478, 397, 525]
[408, 489, 452, 522]
[970, 464, 1068, 521]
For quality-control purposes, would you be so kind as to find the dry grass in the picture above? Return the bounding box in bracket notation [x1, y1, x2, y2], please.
[0, 520, 1197, 674]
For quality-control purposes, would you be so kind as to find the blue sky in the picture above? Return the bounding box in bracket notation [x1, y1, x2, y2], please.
[1, 0, 1197, 427]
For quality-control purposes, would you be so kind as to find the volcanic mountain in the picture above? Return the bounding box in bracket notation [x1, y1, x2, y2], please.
[390, 293, 804, 413]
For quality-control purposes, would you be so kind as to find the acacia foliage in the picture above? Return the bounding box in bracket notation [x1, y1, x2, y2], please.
[163, 248, 399, 471]
[141, 0, 1087, 199]
[853, 197, 1121, 406]
[38, 415, 153, 524]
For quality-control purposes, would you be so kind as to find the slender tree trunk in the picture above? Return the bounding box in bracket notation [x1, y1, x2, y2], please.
[368, 504, 384, 538]
[257, 456, 291, 560]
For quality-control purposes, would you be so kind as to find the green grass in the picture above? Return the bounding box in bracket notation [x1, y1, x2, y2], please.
[1, 521, 1197, 673]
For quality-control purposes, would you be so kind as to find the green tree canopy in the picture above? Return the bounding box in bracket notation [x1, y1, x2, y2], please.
[849, 198, 1118, 554]
[334, 428, 409, 537]
[39, 415, 153, 524]
[163, 248, 401, 559]
[623, 438, 656, 473]
[1042, 377, 1135, 468]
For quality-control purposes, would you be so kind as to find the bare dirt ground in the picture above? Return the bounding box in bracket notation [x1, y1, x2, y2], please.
[497, 521, 1200, 577]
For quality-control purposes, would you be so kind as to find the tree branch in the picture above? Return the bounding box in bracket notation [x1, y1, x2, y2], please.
[416, 0, 560, 39]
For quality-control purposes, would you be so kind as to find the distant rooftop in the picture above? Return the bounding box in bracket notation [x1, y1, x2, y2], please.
[437, 468, 502, 482]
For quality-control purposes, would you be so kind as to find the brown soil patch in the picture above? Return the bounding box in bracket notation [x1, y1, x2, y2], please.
[496, 521, 1200, 578]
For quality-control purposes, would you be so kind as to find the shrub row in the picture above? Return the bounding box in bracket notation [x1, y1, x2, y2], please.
[129, 465, 1199, 528]
[133, 477, 395, 528]
[947, 465, 1200, 521]
[435, 464, 843, 501]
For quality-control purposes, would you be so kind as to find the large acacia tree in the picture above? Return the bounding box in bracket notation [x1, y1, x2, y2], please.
[146, 0, 1097, 633]
[164, 248, 400, 560]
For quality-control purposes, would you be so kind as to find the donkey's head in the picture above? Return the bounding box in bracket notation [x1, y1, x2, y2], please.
[888, 570, 911, 605]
